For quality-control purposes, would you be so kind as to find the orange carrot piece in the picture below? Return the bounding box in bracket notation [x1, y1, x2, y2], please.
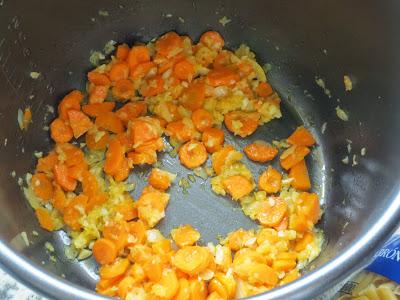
[95, 112, 124, 134]
[67, 110, 93, 138]
[180, 81, 206, 111]
[112, 79, 135, 101]
[93, 238, 118, 265]
[257, 197, 287, 227]
[140, 75, 164, 97]
[207, 67, 239, 87]
[35, 207, 55, 231]
[127, 220, 146, 245]
[148, 168, 175, 191]
[88, 84, 110, 104]
[113, 157, 130, 182]
[157, 52, 185, 74]
[100, 259, 130, 280]
[213, 51, 231, 69]
[55, 143, 85, 167]
[224, 111, 260, 138]
[173, 59, 195, 81]
[31, 173, 54, 201]
[287, 126, 316, 147]
[134, 137, 164, 153]
[116, 198, 137, 221]
[127, 45, 150, 69]
[63, 194, 88, 230]
[258, 166, 282, 194]
[129, 117, 162, 147]
[36, 152, 58, 173]
[127, 151, 157, 165]
[50, 118, 73, 143]
[223, 175, 253, 200]
[53, 184, 68, 212]
[109, 62, 130, 82]
[130, 61, 156, 79]
[103, 221, 129, 251]
[104, 138, 125, 176]
[68, 162, 88, 182]
[191, 109, 213, 132]
[58, 90, 83, 120]
[289, 159, 311, 191]
[297, 192, 321, 224]
[116, 102, 147, 124]
[116, 44, 130, 61]
[179, 140, 208, 169]
[53, 163, 77, 191]
[156, 32, 183, 57]
[202, 127, 224, 153]
[244, 141, 278, 162]
[212, 145, 237, 175]
[82, 102, 115, 117]
[280, 145, 310, 170]
[88, 71, 111, 86]
[256, 82, 273, 98]
[173, 246, 211, 275]
[200, 31, 224, 51]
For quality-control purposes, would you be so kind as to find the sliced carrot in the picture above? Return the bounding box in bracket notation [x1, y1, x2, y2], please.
[127, 220, 147, 245]
[130, 117, 162, 147]
[165, 119, 198, 143]
[63, 194, 88, 230]
[58, 90, 83, 120]
[173, 246, 211, 275]
[281, 269, 300, 285]
[86, 129, 109, 150]
[128, 151, 157, 165]
[136, 191, 169, 227]
[116, 197, 137, 221]
[224, 111, 260, 138]
[179, 140, 208, 169]
[156, 52, 185, 74]
[130, 61, 156, 79]
[244, 141, 278, 162]
[82, 102, 115, 117]
[114, 157, 130, 182]
[148, 168, 175, 191]
[213, 51, 231, 69]
[200, 31, 224, 51]
[211, 145, 240, 175]
[223, 175, 253, 200]
[103, 221, 129, 251]
[116, 44, 130, 60]
[36, 152, 58, 174]
[191, 109, 213, 132]
[256, 82, 273, 98]
[35, 207, 55, 231]
[202, 127, 224, 153]
[109, 62, 129, 82]
[115, 132, 134, 151]
[31, 173, 54, 201]
[207, 67, 239, 87]
[116, 102, 147, 124]
[67, 110, 93, 138]
[175, 278, 190, 300]
[171, 225, 201, 248]
[153, 101, 181, 123]
[104, 138, 125, 176]
[68, 162, 88, 181]
[55, 143, 85, 167]
[127, 45, 150, 69]
[189, 279, 207, 300]
[54, 163, 77, 191]
[112, 79, 135, 101]
[95, 112, 124, 134]
[88, 71, 111, 86]
[289, 213, 309, 233]
[258, 166, 282, 194]
[134, 138, 164, 153]
[280, 145, 310, 170]
[174, 59, 195, 81]
[88, 84, 109, 104]
[289, 159, 311, 191]
[117, 276, 136, 299]
[295, 232, 314, 252]
[50, 118, 73, 143]
[287, 126, 316, 147]
[140, 75, 164, 97]
[180, 81, 206, 111]
[53, 184, 68, 212]
[257, 197, 287, 227]
[93, 238, 118, 265]
[156, 32, 183, 58]
[296, 192, 321, 224]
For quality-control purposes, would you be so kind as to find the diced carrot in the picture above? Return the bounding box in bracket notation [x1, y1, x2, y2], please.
[115, 132, 134, 151]
[173, 246, 211, 275]
[95, 112, 124, 133]
[112, 79, 135, 101]
[93, 238, 118, 265]
[256, 197, 287, 227]
[31, 173, 54, 201]
[175, 278, 190, 300]
[296, 192, 321, 224]
[53, 184, 68, 212]
[116, 197, 137, 221]
[280, 145, 310, 170]
[68, 162, 88, 181]
[156, 32, 183, 58]
[36, 152, 58, 174]
[223, 175, 253, 200]
[153, 101, 181, 123]
[109, 62, 130, 82]
[116, 102, 147, 124]
[134, 137, 164, 153]
[211, 145, 240, 175]
[104, 138, 125, 176]
[165, 119, 198, 143]
[127, 220, 147, 245]
[82, 102, 115, 117]
[53, 163, 77, 191]
[224, 111, 260, 138]
[103, 221, 129, 251]
[191, 109, 213, 132]
[202, 127, 224, 153]
[130, 117, 162, 147]
[289, 213, 309, 232]
[140, 75, 164, 97]
[67, 110, 93, 138]
[88, 71, 111, 86]
[274, 216, 288, 231]
[55, 143, 85, 167]
[213, 51, 231, 69]
[130, 61, 156, 79]
[156, 52, 185, 74]
[258, 166, 282, 194]
[289, 159, 311, 191]
[128, 151, 157, 165]
[127, 45, 150, 69]
[171, 225, 201, 248]
[174, 59, 195, 81]
[179, 140, 208, 169]
[200, 31, 224, 51]
[114, 157, 130, 182]
[35, 207, 55, 231]
[136, 190, 169, 227]
[189, 279, 207, 300]
[88, 84, 109, 104]
[256, 82, 273, 98]
[295, 232, 314, 252]
[180, 81, 206, 111]
[281, 269, 300, 285]
[58, 90, 83, 120]
[50, 118, 73, 143]
[207, 67, 239, 87]
[117, 276, 136, 299]
[287, 126, 316, 147]
[63, 194, 88, 230]
[116, 44, 130, 61]
[148, 168, 176, 191]
[243, 141, 278, 162]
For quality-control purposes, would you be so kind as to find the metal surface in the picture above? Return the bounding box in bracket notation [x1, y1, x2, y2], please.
[0, 0, 399, 299]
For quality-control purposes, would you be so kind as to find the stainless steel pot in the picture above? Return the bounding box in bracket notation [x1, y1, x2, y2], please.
[0, 0, 399, 299]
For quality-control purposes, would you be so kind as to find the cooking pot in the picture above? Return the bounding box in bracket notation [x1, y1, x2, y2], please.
[0, 0, 399, 299]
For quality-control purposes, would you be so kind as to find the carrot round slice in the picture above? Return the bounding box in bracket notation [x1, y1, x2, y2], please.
[148, 168, 175, 191]
[31, 173, 54, 201]
[256, 82, 273, 98]
[100, 258, 130, 279]
[191, 109, 213, 132]
[202, 128, 224, 153]
[171, 225, 201, 248]
[257, 197, 287, 227]
[95, 112, 124, 134]
[50, 118, 73, 143]
[173, 246, 211, 275]
[86, 128, 110, 150]
[258, 166, 282, 194]
[179, 140, 208, 169]
[93, 238, 118, 265]
[244, 141, 278, 163]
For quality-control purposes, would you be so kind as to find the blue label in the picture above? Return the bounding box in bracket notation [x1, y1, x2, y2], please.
[366, 235, 400, 284]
